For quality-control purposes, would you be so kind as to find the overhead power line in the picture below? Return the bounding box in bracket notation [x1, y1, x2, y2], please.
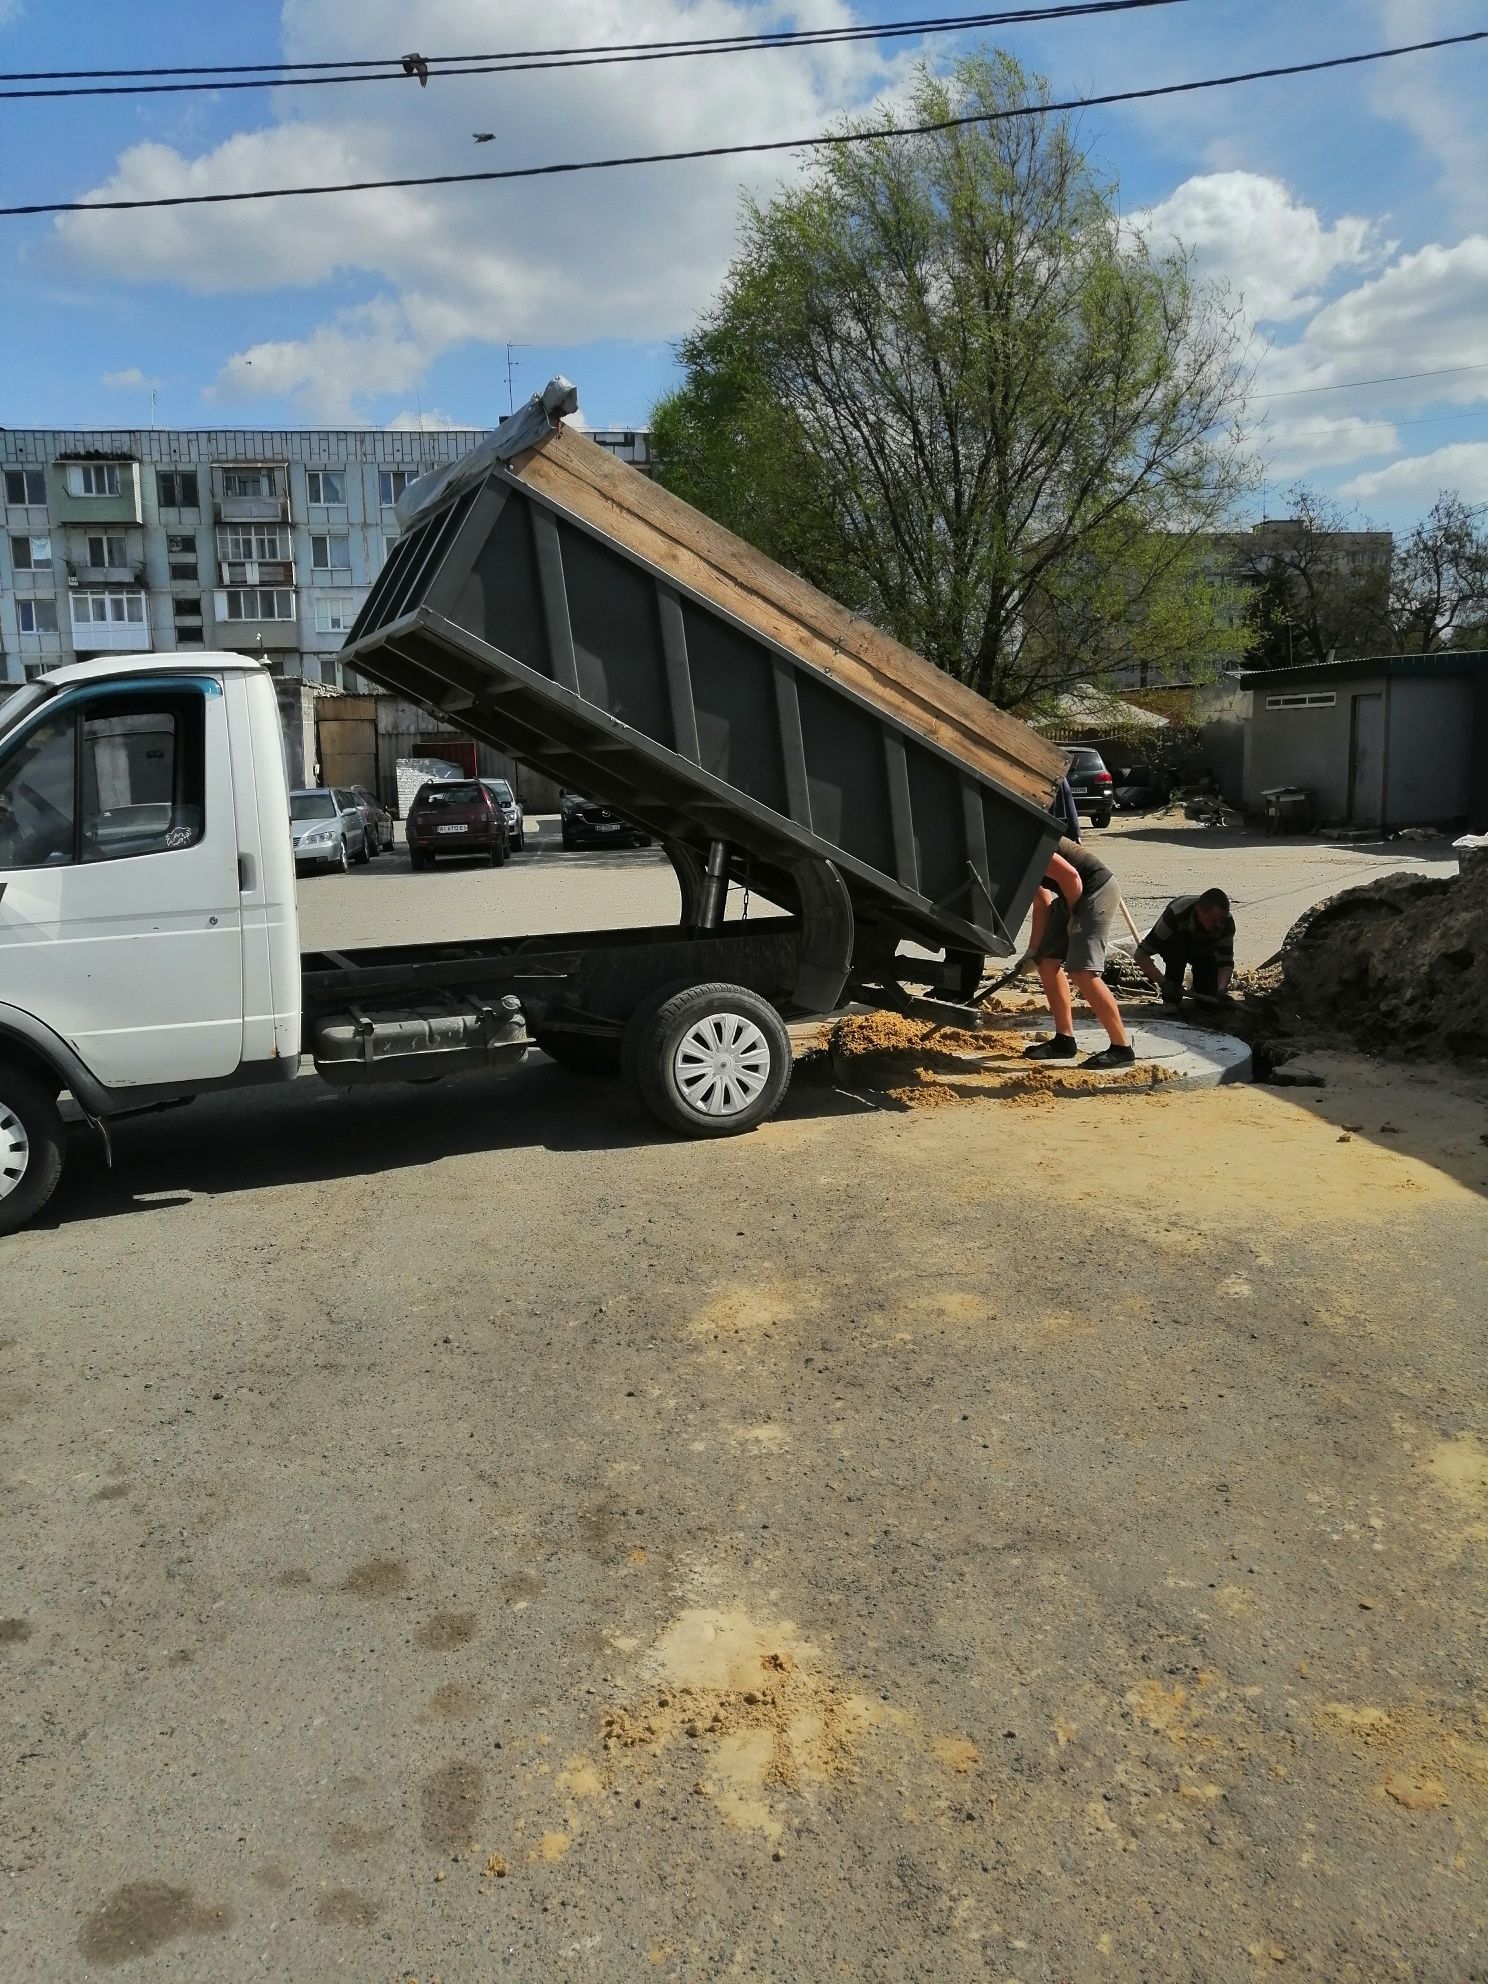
[0, 1, 1186, 100]
[2, 31, 1482, 221]
[1253, 362, 1488, 401]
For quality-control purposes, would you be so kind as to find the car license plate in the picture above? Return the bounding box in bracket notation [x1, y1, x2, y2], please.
[436, 824, 468, 834]
[598, 821, 623, 832]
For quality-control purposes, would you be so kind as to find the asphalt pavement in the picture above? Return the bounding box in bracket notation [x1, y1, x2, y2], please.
[298, 813, 1462, 970]
[3, 814, 1483, 1983]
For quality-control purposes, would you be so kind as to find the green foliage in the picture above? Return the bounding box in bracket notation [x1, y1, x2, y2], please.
[653, 51, 1255, 707]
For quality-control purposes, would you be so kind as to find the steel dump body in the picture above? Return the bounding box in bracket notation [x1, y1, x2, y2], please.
[341, 428, 1062, 969]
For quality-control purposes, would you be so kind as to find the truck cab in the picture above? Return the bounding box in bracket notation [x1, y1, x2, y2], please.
[0, 654, 301, 1229]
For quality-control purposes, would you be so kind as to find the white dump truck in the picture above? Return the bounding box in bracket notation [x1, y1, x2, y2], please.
[0, 399, 1062, 1236]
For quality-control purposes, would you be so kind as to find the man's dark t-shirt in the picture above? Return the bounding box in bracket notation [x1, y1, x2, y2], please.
[1049, 835, 1113, 898]
[1145, 894, 1235, 967]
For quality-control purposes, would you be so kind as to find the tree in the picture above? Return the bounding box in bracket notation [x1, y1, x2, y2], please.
[1387, 492, 1488, 653]
[653, 52, 1255, 708]
[1235, 486, 1392, 667]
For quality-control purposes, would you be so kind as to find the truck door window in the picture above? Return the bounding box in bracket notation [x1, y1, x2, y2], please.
[0, 713, 76, 869]
[80, 697, 206, 862]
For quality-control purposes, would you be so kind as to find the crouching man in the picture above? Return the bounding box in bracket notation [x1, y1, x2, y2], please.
[1024, 838, 1134, 1070]
[1136, 889, 1235, 1007]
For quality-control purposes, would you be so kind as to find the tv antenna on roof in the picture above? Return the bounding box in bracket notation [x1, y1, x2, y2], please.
[505, 342, 533, 416]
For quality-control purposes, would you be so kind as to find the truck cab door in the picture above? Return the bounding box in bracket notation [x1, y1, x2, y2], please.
[0, 675, 245, 1090]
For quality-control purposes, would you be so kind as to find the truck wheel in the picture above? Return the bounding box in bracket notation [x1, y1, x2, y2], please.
[533, 1029, 622, 1076]
[0, 1065, 66, 1238]
[627, 982, 791, 1137]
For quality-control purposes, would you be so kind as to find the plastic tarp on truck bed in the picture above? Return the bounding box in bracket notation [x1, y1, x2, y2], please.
[343, 386, 1063, 962]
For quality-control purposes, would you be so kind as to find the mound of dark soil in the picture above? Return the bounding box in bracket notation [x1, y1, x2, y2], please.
[1243, 855, 1487, 1065]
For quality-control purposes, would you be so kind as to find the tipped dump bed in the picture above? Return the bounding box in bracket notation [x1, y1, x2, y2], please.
[341, 415, 1062, 963]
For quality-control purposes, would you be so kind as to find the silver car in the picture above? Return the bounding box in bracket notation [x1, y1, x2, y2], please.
[290, 787, 370, 872]
[480, 778, 526, 852]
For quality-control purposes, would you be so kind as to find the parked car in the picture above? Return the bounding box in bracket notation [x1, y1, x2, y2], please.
[351, 785, 395, 854]
[559, 792, 652, 849]
[406, 778, 508, 869]
[1110, 762, 1175, 813]
[290, 788, 370, 872]
[1063, 747, 1115, 829]
[480, 777, 526, 851]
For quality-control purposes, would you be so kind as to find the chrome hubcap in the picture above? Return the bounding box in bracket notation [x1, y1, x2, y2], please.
[0, 1098, 30, 1202]
[673, 1013, 772, 1118]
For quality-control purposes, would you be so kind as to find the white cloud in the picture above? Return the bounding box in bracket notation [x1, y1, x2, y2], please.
[1258, 413, 1399, 476]
[207, 300, 428, 421]
[1340, 440, 1488, 504]
[53, 0, 908, 420]
[1133, 172, 1381, 322]
[101, 366, 158, 391]
[1275, 236, 1488, 397]
[0, 0, 26, 25]
[385, 407, 475, 432]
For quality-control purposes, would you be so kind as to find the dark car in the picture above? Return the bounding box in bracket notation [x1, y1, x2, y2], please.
[1111, 762, 1175, 813]
[351, 784, 395, 854]
[559, 792, 652, 850]
[406, 779, 509, 869]
[1063, 747, 1115, 829]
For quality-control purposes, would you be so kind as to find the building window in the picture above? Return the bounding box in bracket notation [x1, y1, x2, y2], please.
[379, 533, 397, 570]
[378, 468, 416, 506]
[222, 469, 276, 500]
[173, 596, 202, 623]
[157, 469, 200, 509]
[170, 563, 197, 583]
[306, 469, 345, 505]
[220, 587, 294, 621]
[86, 533, 129, 569]
[17, 597, 59, 634]
[66, 463, 122, 498]
[5, 468, 46, 506]
[72, 591, 146, 628]
[219, 527, 288, 563]
[1265, 692, 1337, 710]
[309, 532, 351, 571]
[10, 532, 52, 569]
[313, 592, 359, 634]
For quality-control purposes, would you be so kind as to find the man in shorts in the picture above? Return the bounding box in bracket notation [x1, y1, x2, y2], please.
[1136, 889, 1235, 1006]
[1024, 836, 1134, 1069]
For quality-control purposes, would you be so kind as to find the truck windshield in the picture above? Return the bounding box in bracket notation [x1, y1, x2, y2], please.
[291, 792, 337, 821]
[0, 680, 51, 746]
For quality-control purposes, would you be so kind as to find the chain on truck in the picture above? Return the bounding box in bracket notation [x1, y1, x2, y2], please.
[0, 381, 1064, 1237]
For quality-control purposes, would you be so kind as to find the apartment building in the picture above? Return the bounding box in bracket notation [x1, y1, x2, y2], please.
[0, 423, 653, 689]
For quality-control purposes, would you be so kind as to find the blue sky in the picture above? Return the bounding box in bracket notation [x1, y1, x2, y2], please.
[3, 0, 1487, 530]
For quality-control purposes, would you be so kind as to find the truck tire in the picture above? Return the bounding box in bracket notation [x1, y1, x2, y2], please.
[0, 1064, 66, 1238]
[533, 1029, 622, 1076]
[627, 982, 792, 1137]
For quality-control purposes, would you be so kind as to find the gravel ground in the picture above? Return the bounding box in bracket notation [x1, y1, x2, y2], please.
[2, 1032, 1485, 1980]
[297, 815, 1462, 969]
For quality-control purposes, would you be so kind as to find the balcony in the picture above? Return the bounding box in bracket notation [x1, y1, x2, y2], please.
[51, 460, 144, 527]
[70, 592, 151, 652]
[67, 560, 145, 587]
[218, 559, 295, 587]
[216, 493, 290, 525]
[213, 588, 300, 650]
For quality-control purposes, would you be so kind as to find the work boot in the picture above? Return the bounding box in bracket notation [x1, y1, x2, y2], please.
[1023, 1033, 1078, 1060]
[1083, 1043, 1136, 1070]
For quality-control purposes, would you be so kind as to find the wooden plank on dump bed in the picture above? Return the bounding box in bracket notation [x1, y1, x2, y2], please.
[508, 427, 1063, 809]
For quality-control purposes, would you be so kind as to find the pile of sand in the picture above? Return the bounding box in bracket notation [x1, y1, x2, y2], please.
[1241, 855, 1486, 1065]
